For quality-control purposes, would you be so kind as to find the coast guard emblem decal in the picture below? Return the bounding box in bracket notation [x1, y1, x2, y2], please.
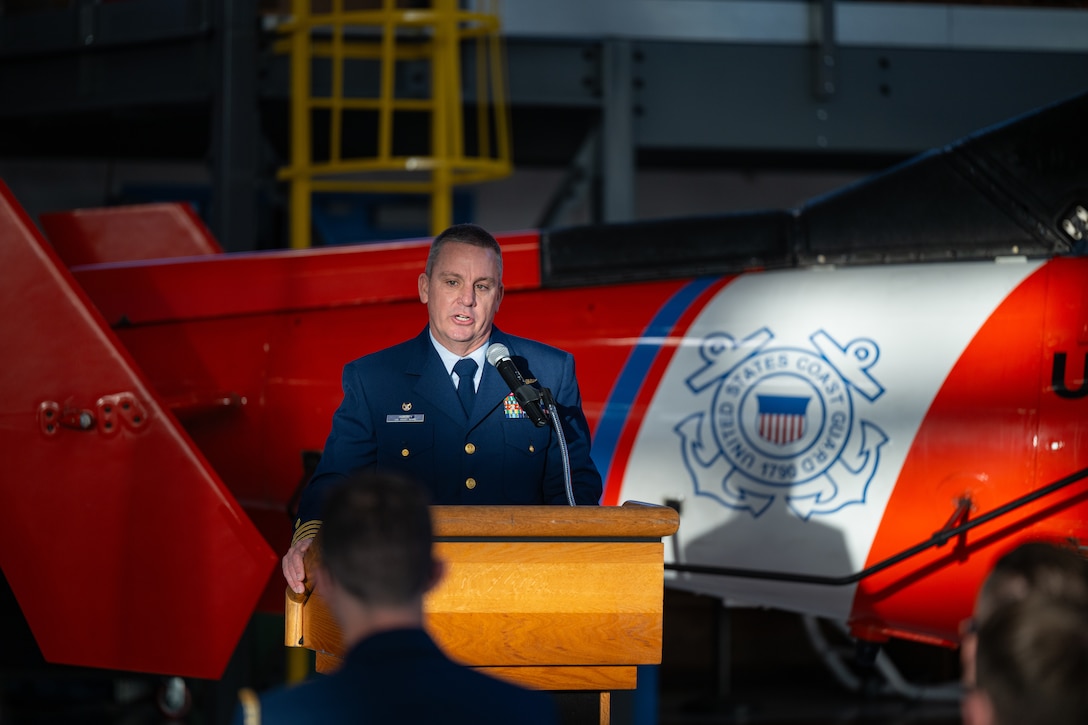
[675, 327, 888, 520]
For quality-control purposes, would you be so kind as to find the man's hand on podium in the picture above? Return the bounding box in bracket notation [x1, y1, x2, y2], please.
[283, 536, 314, 595]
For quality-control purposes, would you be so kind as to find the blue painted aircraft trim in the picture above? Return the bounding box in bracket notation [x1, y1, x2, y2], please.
[593, 276, 720, 483]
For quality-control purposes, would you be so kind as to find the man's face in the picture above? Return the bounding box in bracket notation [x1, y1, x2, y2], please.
[418, 241, 503, 356]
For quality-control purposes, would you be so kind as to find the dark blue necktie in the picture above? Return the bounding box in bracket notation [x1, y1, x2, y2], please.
[454, 358, 478, 416]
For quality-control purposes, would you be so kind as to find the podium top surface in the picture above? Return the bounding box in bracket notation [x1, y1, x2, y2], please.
[430, 502, 680, 539]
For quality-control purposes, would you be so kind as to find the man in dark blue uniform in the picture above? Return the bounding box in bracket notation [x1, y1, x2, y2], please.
[284, 223, 602, 594]
[235, 472, 559, 724]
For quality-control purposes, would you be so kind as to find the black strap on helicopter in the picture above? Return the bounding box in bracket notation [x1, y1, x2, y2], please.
[664, 464, 1088, 585]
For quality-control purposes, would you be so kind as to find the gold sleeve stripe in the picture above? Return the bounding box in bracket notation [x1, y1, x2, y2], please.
[238, 687, 260, 725]
[291, 520, 322, 546]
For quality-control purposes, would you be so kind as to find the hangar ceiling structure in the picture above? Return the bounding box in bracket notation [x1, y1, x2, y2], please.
[0, 0, 1086, 251]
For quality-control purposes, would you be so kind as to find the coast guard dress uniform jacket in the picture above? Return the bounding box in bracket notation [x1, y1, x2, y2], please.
[293, 326, 603, 534]
[233, 628, 559, 725]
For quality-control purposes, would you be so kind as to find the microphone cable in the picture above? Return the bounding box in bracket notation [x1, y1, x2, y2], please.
[541, 389, 575, 506]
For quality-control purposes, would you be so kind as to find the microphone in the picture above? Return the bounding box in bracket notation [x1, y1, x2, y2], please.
[486, 343, 548, 427]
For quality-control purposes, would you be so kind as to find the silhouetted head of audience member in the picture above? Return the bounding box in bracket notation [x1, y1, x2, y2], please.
[961, 540, 1088, 688]
[962, 594, 1088, 725]
[314, 472, 443, 642]
[973, 541, 1088, 623]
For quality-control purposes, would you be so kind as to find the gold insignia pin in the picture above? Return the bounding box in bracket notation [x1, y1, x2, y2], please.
[402, 402, 412, 411]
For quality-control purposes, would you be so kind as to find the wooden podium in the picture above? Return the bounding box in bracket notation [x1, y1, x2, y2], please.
[285, 501, 679, 725]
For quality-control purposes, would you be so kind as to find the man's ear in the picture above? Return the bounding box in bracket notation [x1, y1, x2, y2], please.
[425, 558, 446, 594]
[418, 273, 429, 303]
[959, 630, 978, 688]
[961, 689, 996, 725]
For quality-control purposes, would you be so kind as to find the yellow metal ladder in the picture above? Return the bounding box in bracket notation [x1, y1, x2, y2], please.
[275, 0, 512, 247]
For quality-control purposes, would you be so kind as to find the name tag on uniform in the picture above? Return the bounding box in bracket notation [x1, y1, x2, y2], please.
[386, 414, 425, 423]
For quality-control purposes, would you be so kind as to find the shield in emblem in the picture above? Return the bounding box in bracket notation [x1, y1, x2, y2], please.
[756, 394, 810, 445]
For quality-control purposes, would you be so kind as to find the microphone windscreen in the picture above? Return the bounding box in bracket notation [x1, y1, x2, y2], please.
[486, 343, 510, 367]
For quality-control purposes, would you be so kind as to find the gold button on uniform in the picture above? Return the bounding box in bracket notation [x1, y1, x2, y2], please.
[465, 443, 476, 454]
[465, 478, 477, 490]
[401, 448, 410, 457]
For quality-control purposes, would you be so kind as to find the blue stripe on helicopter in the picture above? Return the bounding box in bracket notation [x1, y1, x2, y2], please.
[592, 276, 720, 485]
